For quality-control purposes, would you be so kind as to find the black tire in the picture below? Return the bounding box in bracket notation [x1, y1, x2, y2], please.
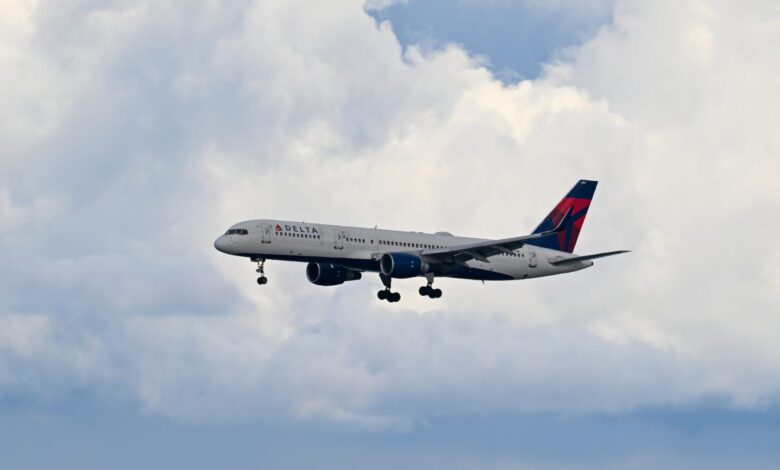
[378, 290, 388, 300]
[257, 277, 267, 285]
[390, 292, 401, 302]
[419, 286, 430, 296]
[432, 288, 442, 298]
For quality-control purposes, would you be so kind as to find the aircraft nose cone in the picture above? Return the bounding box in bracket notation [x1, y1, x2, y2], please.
[214, 235, 228, 253]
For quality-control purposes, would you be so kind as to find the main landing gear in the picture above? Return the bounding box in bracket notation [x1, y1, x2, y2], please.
[254, 258, 268, 285]
[376, 274, 443, 302]
[377, 273, 401, 303]
[377, 289, 401, 303]
[419, 274, 442, 299]
[419, 285, 442, 298]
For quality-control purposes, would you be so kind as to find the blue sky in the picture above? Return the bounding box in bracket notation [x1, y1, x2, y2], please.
[2, 0, 780, 468]
[4, 402, 780, 469]
[369, 0, 613, 81]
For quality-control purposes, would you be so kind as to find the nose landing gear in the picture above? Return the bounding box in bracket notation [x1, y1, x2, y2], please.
[254, 258, 268, 285]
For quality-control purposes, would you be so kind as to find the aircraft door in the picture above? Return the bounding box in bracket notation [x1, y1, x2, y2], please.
[529, 248, 537, 268]
[334, 230, 346, 250]
[261, 223, 272, 244]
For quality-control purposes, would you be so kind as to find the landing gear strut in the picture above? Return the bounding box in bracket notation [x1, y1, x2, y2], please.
[419, 274, 442, 299]
[377, 273, 401, 303]
[254, 258, 268, 285]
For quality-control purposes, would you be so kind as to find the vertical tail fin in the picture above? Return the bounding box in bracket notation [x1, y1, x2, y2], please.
[526, 180, 597, 253]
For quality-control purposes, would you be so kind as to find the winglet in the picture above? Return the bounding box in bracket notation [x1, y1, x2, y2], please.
[551, 207, 573, 233]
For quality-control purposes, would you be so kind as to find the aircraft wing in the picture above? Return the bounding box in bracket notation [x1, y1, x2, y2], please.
[420, 208, 573, 264]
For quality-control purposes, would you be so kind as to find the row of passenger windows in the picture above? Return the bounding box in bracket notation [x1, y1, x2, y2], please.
[379, 240, 443, 249]
[275, 232, 321, 239]
[346, 237, 366, 244]
[225, 229, 249, 235]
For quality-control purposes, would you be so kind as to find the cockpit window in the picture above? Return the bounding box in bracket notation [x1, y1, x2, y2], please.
[225, 229, 249, 235]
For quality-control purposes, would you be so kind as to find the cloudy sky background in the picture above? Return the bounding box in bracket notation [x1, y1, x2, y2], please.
[2, 0, 779, 467]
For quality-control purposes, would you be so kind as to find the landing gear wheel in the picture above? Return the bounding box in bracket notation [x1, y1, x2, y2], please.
[378, 289, 400, 302]
[253, 258, 268, 285]
[419, 283, 441, 298]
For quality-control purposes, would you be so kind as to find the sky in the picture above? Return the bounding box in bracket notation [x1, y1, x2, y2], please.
[1, 0, 780, 468]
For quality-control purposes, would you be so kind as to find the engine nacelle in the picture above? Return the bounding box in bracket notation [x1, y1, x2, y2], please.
[306, 262, 362, 286]
[380, 253, 429, 278]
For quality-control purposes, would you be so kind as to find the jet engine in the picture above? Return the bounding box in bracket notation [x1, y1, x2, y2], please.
[306, 262, 362, 286]
[379, 253, 429, 278]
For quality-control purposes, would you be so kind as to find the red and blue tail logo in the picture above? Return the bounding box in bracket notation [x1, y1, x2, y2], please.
[526, 180, 597, 253]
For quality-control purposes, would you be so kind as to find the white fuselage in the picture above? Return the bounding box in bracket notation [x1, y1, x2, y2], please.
[214, 219, 593, 281]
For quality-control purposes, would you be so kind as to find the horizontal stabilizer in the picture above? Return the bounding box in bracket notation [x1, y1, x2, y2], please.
[549, 250, 630, 266]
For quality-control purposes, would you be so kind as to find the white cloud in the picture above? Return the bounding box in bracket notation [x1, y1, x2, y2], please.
[364, 0, 407, 11]
[0, 0, 779, 428]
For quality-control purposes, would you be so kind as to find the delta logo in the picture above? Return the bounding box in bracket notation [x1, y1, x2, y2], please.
[275, 223, 319, 234]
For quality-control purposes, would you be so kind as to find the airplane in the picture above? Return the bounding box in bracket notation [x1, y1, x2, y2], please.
[214, 180, 628, 302]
